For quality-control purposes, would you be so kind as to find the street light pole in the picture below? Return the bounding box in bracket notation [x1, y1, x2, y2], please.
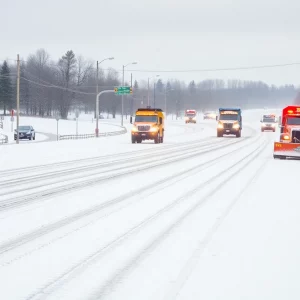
[95, 57, 114, 137]
[147, 78, 150, 106]
[147, 75, 159, 108]
[121, 62, 137, 126]
[154, 80, 156, 108]
[165, 87, 174, 119]
[16, 54, 20, 144]
[121, 64, 125, 126]
[164, 85, 167, 116]
[96, 90, 116, 134]
[96, 60, 99, 118]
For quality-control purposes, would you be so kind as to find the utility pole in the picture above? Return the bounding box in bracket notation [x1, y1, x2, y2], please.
[154, 81, 156, 108]
[147, 78, 150, 106]
[130, 73, 133, 116]
[121, 65, 124, 126]
[16, 54, 20, 144]
[164, 85, 167, 116]
[95, 61, 99, 136]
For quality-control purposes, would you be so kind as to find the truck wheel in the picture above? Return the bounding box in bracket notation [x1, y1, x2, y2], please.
[160, 135, 164, 143]
[155, 133, 160, 144]
[217, 131, 223, 137]
[131, 136, 136, 143]
[33, 135, 36, 140]
[137, 139, 142, 143]
[236, 130, 241, 138]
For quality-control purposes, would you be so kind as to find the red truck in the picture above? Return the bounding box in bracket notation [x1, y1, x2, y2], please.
[184, 110, 197, 123]
[273, 106, 300, 159]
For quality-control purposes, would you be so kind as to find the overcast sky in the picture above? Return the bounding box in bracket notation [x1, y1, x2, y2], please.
[2, 0, 300, 86]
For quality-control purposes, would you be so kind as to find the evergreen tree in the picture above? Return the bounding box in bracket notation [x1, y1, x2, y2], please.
[188, 80, 196, 95]
[0, 61, 13, 115]
[156, 79, 164, 93]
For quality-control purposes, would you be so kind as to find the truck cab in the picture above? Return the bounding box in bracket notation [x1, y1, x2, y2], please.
[130, 107, 165, 144]
[185, 110, 197, 123]
[260, 114, 276, 132]
[273, 106, 300, 159]
[216, 108, 242, 138]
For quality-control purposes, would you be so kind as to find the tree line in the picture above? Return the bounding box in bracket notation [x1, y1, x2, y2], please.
[0, 48, 299, 119]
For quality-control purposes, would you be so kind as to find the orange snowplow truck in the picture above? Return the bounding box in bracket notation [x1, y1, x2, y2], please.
[273, 106, 300, 159]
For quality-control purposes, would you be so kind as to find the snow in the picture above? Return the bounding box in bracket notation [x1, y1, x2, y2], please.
[0, 108, 299, 300]
[0, 113, 125, 144]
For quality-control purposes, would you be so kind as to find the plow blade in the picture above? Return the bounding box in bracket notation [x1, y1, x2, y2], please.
[273, 142, 300, 159]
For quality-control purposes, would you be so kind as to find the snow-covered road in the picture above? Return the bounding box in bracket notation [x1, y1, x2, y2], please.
[0, 109, 299, 300]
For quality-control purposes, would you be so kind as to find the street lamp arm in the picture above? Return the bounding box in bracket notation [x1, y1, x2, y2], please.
[124, 62, 137, 68]
[98, 57, 114, 65]
[95, 90, 115, 137]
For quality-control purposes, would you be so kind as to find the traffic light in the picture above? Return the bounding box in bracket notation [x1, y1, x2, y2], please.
[130, 87, 133, 94]
[114, 87, 118, 93]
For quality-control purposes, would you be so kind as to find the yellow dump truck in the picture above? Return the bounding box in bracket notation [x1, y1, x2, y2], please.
[130, 107, 165, 143]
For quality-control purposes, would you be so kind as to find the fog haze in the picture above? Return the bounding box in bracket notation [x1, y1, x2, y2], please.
[2, 0, 300, 85]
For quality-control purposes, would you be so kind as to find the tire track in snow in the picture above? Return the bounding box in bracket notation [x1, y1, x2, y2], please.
[0, 134, 262, 257]
[0, 137, 221, 188]
[22, 135, 268, 300]
[0, 137, 247, 212]
[0, 135, 215, 177]
[163, 148, 271, 300]
[90, 137, 270, 300]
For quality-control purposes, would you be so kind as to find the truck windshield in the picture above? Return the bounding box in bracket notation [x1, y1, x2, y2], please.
[263, 118, 275, 123]
[219, 114, 239, 120]
[135, 115, 158, 122]
[186, 114, 195, 117]
[286, 117, 300, 125]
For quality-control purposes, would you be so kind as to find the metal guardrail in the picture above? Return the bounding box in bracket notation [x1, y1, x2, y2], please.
[0, 134, 8, 144]
[58, 127, 127, 140]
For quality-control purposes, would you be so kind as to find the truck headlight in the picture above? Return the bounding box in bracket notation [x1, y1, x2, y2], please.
[150, 127, 158, 132]
[131, 126, 138, 132]
[217, 122, 223, 129]
[232, 123, 240, 129]
[283, 135, 290, 140]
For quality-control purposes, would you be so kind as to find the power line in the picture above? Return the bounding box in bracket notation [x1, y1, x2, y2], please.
[20, 77, 96, 95]
[124, 62, 300, 73]
[22, 70, 117, 90]
[3, 58, 300, 73]
[0, 74, 17, 78]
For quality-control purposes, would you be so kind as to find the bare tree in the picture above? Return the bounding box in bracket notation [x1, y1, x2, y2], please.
[26, 49, 51, 116]
[57, 50, 77, 118]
